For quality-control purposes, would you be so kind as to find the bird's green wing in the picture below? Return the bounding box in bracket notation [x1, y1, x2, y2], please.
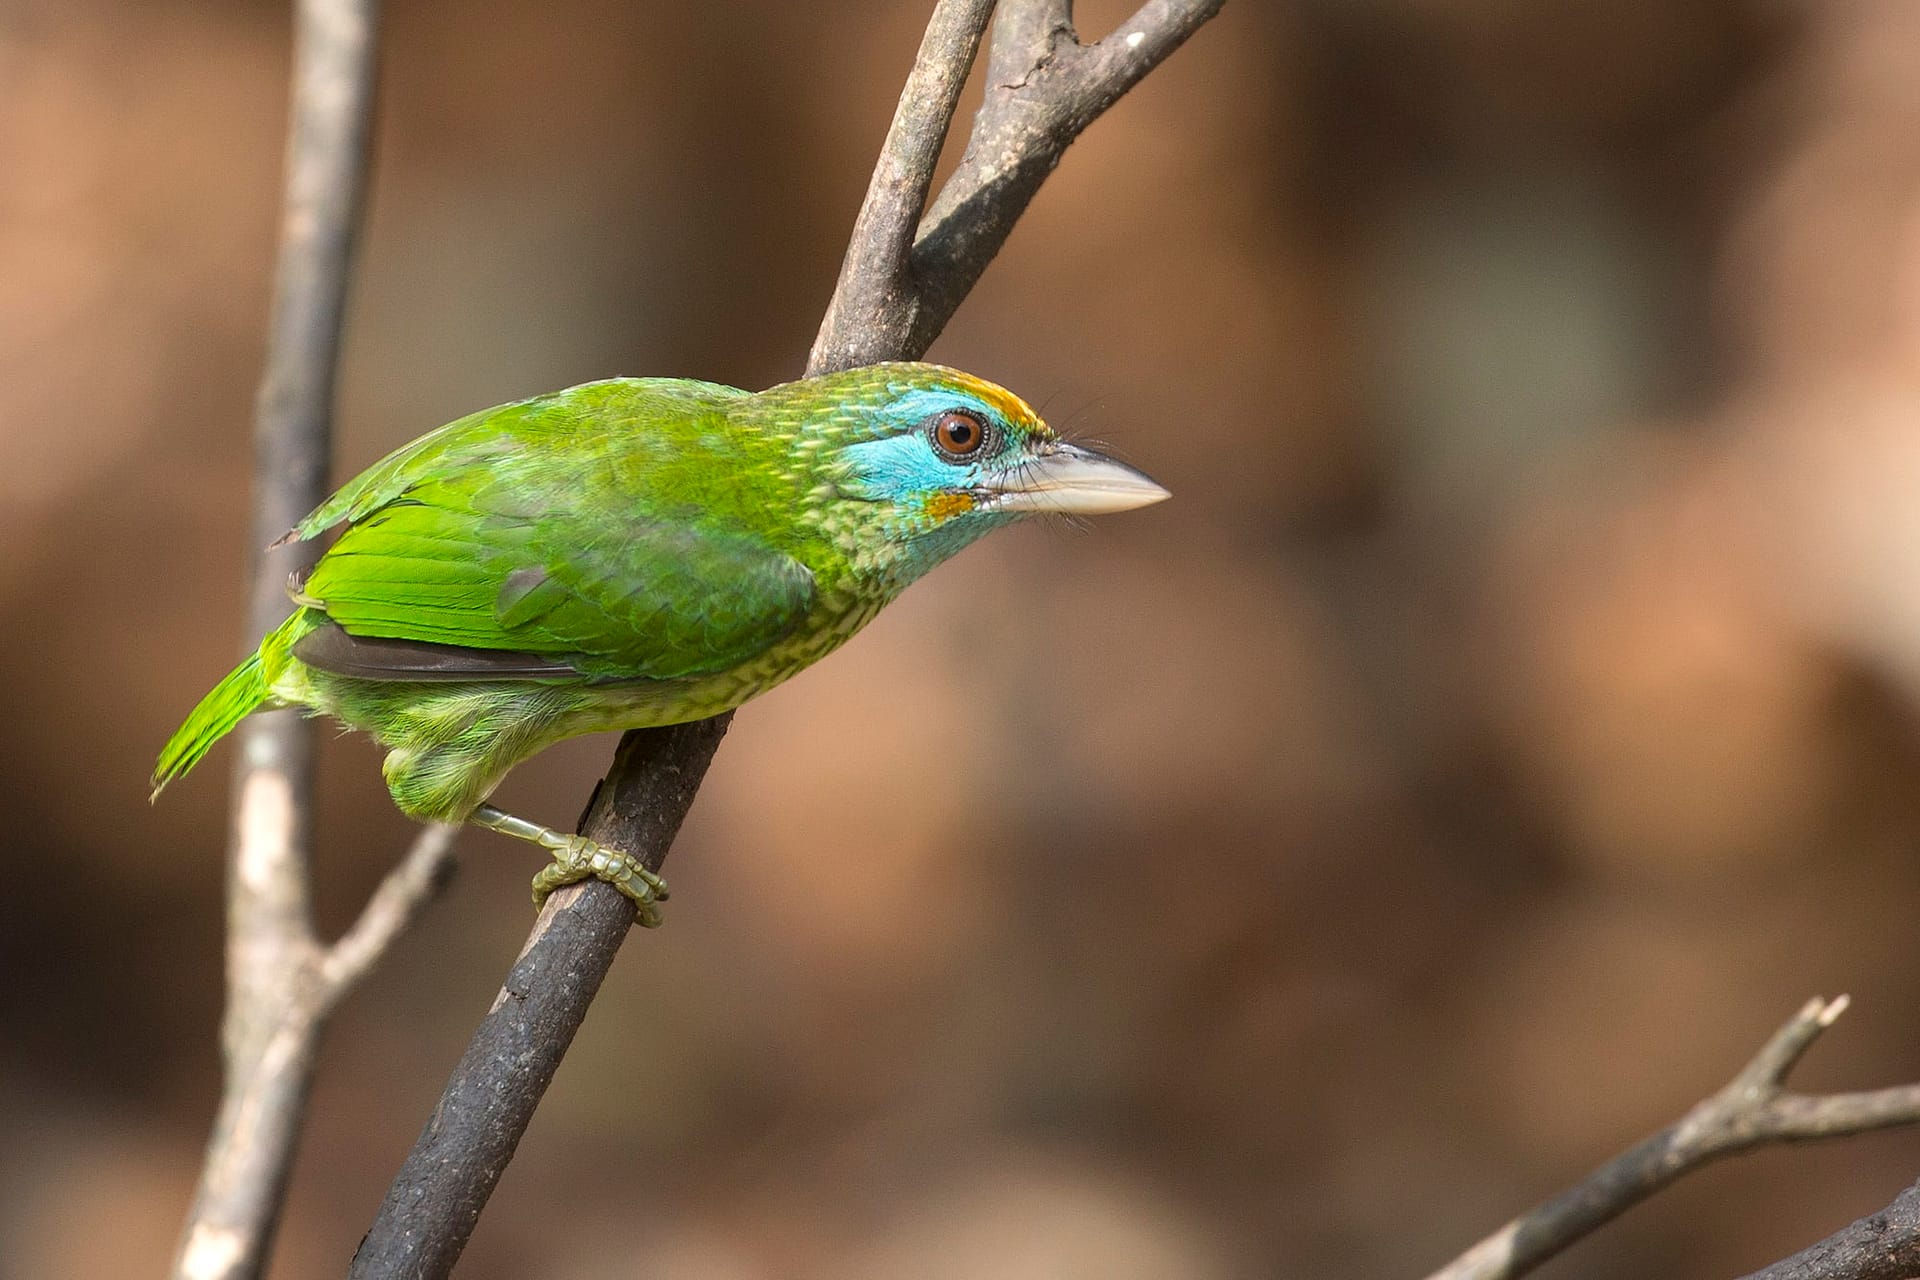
[287, 380, 814, 682]
[278, 377, 751, 545]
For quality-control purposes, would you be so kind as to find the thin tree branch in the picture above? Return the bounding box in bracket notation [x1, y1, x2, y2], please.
[808, 0, 996, 371]
[1428, 996, 1920, 1280]
[173, 4, 470, 1277]
[1737, 1177, 1920, 1280]
[353, 1, 1227, 1273]
[173, 3, 380, 1276]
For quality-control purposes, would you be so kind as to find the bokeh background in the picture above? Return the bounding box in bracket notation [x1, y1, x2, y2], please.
[10, 0, 1920, 1275]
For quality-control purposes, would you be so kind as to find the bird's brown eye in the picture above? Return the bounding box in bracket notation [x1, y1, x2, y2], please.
[929, 410, 988, 460]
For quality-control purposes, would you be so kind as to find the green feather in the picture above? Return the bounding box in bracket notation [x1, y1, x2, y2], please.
[151, 608, 324, 798]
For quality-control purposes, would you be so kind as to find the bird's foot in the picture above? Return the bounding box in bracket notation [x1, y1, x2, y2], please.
[468, 803, 668, 926]
[529, 833, 669, 926]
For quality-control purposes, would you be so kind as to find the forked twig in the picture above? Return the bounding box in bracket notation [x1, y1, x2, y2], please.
[1430, 997, 1920, 1280]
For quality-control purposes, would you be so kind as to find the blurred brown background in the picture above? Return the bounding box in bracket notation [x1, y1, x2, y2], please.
[9, 0, 1920, 1275]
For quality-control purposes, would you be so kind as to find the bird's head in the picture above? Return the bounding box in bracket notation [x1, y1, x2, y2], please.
[775, 363, 1169, 564]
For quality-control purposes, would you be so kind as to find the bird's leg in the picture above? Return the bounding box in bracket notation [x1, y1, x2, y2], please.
[467, 804, 669, 927]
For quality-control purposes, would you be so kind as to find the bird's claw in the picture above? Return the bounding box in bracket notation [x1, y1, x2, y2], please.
[530, 834, 669, 927]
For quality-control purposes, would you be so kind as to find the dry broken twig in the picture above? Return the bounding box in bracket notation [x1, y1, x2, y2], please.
[350, 1, 1226, 1275]
[1429, 996, 1920, 1280]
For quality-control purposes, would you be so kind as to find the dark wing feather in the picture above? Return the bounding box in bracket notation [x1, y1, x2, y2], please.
[291, 622, 584, 681]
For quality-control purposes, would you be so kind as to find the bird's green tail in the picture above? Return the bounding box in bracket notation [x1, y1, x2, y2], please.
[151, 608, 323, 799]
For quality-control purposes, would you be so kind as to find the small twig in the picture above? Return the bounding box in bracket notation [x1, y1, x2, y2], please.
[353, 1, 1228, 1273]
[317, 825, 461, 1007]
[1737, 1176, 1920, 1280]
[1429, 997, 1920, 1280]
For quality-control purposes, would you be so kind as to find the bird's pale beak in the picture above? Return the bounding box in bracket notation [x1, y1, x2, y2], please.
[986, 442, 1172, 515]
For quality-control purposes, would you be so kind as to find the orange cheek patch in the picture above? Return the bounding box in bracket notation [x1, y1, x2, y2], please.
[923, 492, 977, 520]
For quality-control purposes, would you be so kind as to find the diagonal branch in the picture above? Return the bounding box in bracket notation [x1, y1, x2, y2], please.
[351, 1, 1228, 1274]
[348, 723, 731, 1280]
[1428, 996, 1920, 1280]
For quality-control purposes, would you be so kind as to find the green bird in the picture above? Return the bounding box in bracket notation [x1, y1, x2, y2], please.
[153, 362, 1168, 922]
